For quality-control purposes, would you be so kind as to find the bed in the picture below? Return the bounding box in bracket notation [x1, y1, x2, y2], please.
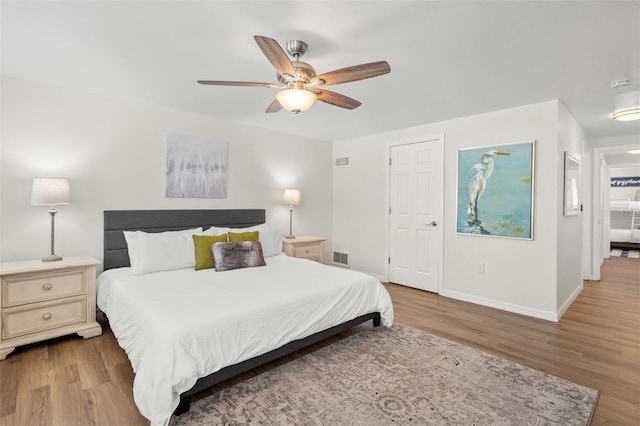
[97, 209, 393, 426]
[609, 199, 640, 250]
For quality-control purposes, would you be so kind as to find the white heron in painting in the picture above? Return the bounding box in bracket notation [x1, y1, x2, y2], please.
[467, 150, 511, 223]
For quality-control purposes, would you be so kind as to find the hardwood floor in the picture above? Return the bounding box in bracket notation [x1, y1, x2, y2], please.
[0, 256, 637, 425]
[386, 256, 640, 425]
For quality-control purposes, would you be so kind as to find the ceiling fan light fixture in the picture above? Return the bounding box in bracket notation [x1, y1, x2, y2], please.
[276, 87, 317, 114]
[612, 108, 640, 121]
[199, 36, 390, 113]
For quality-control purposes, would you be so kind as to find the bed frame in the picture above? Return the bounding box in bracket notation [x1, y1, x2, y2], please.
[610, 241, 640, 251]
[102, 209, 381, 416]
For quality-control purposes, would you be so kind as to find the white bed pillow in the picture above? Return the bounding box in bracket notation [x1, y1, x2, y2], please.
[201, 226, 229, 236]
[204, 223, 282, 257]
[124, 227, 202, 275]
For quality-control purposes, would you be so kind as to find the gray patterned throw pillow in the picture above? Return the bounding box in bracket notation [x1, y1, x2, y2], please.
[212, 241, 267, 272]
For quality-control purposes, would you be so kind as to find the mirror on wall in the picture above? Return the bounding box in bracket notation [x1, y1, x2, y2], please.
[564, 152, 581, 216]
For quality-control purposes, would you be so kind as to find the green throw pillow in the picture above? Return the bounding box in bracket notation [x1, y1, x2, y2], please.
[228, 230, 259, 242]
[193, 234, 228, 270]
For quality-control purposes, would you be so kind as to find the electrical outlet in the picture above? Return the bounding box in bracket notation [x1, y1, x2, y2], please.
[477, 262, 485, 273]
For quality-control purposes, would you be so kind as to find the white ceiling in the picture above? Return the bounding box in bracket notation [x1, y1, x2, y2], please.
[603, 150, 640, 168]
[2, 1, 640, 145]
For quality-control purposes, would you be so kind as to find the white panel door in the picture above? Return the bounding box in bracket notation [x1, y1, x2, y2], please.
[389, 140, 443, 292]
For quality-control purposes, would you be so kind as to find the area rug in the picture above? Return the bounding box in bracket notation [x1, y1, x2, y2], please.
[610, 248, 640, 258]
[170, 324, 599, 425]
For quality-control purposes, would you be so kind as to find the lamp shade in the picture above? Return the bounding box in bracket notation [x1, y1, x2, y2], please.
[31, 178, 71, 205]
[276, 88, 317, 113]
[283, 189, 301, 206]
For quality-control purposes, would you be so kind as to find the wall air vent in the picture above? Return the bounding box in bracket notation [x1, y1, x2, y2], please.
[332, 251, 350, 267]
[334, 156, 350, 167]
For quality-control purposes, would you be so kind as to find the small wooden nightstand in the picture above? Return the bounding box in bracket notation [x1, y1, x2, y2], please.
[0, 256, 102, 360]
[282, 236, 327, 263]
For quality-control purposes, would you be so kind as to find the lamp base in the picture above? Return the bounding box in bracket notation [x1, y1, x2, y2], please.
[42, 254, 63, 262]
[285, 235, 295, 239]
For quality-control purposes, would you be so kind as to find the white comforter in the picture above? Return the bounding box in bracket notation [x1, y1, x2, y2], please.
[610, 228, 640, 243]
[96, 254, 393, 426]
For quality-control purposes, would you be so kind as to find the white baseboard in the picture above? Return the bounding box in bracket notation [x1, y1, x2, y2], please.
[556, 283, 584, 320]
[439, 289, 559, 322]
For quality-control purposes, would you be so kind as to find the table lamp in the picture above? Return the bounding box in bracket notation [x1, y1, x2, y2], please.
[283, 189, 301, 239]
[31, 178, 71, 262]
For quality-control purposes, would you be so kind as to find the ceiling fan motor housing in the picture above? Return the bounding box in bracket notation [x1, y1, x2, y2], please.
[277, 60, 316, 85]
[275, 40, 317, 85]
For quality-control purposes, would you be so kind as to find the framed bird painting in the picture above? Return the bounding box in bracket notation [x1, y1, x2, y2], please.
[456, 140, 535, 239]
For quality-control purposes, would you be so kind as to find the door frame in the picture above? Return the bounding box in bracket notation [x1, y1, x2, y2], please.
[590, 142, 640, 281]
[384, 133, 445, 293]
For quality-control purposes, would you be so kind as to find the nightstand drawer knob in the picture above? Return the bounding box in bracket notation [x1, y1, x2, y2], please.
[42, 312, 53, 320]
[42, 283, 53, 291]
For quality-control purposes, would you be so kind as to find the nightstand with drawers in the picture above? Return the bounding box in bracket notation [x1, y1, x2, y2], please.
[0, 256, 102, 360]
[282, 236, 326, 263]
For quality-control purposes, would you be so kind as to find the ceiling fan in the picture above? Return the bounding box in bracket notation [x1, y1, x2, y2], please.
[198, 35, 391, 114]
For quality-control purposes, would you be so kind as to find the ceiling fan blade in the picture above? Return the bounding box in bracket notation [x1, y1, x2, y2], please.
[266, 99, 283, 113]
[313, 89, 362, 110]
[254, 35, 296, 78]
[197, 80, 280, 88]
[315, 61, 390, 86]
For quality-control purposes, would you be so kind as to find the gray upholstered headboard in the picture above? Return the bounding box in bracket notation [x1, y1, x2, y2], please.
[103, 209, 266, 271]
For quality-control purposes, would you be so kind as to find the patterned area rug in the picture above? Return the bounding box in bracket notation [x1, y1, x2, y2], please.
[610, 248, 640, 258]
[171, 324, 598, 425]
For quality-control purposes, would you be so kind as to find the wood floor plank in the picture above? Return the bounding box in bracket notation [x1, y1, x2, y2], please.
[0, 361, 18, 418]
[13, 386, 51, 426]
[74, 338, 111, 390]
[0, 413, 15, 426]
[49, 364, 93, 425]
[13, 346, 52, 396]
[0, 256, 637, 425]
[46, 336, 77, 368]
[92, 325, 128, 368]
[83, 381, 146, 426]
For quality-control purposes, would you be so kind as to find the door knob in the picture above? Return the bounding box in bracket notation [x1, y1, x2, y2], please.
[426, 221, 438, 227]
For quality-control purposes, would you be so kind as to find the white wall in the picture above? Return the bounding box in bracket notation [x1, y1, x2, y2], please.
[589, 134, 640, 149]
[334, 100, 582, 321]
[0, 76, 332, 267]
[581, 149, 594, 279]
[556, 103, 586, 315]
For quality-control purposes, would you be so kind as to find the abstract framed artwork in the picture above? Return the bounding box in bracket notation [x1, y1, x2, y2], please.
[610, 176, 640, 187]
[456, 140, 535, 239]
[165, 132, 228, 198]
